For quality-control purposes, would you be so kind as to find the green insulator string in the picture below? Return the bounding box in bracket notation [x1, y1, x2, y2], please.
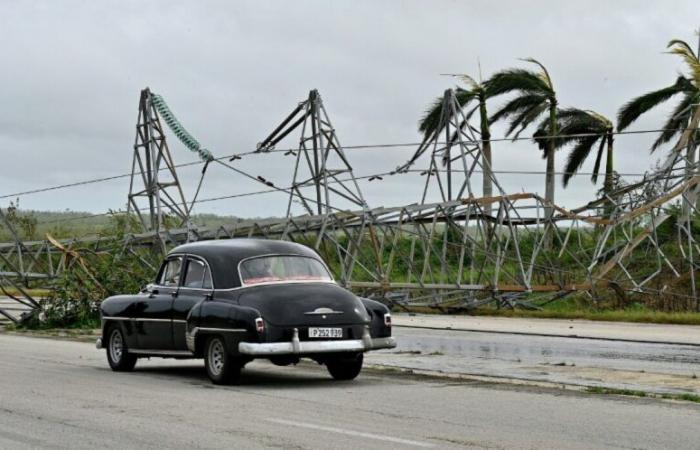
[151, 93, 214, 162]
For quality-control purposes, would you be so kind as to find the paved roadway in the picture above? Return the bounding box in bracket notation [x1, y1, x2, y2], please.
[393, 314, 700, 345]
[367, 326, 700, 394]
[1, 334, 700, 449]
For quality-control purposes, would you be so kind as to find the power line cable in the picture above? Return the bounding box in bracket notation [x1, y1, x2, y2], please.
[1, 125, 698, 201]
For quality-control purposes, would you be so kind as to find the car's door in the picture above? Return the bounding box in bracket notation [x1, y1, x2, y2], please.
[135, 256, 182, 350]
[172, 256, 214, 350]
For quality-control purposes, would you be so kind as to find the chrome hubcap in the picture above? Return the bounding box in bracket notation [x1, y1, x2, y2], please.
[109, 329, 123, 362]
[208, 339, 225, 376]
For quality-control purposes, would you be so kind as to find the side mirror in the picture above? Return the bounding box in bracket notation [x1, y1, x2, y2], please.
[204, 290, 215, 301]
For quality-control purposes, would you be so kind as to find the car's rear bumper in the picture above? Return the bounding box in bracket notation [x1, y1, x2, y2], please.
[238, 326, 396, 356]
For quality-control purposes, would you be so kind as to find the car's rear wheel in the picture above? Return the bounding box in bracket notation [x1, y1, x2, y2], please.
[106, 324, 137, 372]
[326, 352, 363, 380]
[204, 336, 241, 385]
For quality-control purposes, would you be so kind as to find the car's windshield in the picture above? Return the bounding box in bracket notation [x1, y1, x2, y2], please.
[239, 255, 332, 285]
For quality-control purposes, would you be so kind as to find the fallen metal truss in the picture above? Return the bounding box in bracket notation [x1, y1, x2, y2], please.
[2, 89, 699, 321]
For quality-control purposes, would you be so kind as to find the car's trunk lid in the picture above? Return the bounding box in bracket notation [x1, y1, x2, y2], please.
[237, 282, 370, 327]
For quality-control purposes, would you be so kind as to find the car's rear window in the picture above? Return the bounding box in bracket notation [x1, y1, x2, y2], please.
[239, 255, 332, 285]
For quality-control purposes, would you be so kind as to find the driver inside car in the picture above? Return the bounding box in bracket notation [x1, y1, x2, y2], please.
[241, 257, 279, 283]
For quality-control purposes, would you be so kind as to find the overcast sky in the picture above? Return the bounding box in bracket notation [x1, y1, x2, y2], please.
[1, 0, 698, 221]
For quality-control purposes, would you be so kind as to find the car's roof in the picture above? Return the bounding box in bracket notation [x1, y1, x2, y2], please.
[169, 239, 323, 289]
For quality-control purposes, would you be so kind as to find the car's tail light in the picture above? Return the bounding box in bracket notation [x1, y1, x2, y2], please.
[384, 313, 392, 327]
[255, 317, 265, 334]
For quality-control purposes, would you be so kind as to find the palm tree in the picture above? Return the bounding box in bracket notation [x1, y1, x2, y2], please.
[618, 37, 700, 213]
[617, 38, 700, 152]
[534, 108, 615, 211]
[418, 74, 494, 215]
[485, 58, 559, 218]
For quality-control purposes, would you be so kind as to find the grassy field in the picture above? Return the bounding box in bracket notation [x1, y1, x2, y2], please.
[0, 287, 51, 298]
[466, 307, 700, 325]
[0, 209, 245, 241]
[405, 297, 700, 325]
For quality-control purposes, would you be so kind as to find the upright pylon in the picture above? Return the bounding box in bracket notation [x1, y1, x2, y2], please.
[256, 89, 367, 216]
[396, 89, 500, 207]
[127, 88, 190, 235]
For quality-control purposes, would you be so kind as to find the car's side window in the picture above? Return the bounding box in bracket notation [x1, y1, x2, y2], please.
[182, 257, 213, 289]
[159, 257, 183, 287]
[202, 264, 212, 289]
[183, 259, 204, 289]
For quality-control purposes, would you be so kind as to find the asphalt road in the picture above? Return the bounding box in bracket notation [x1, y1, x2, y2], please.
[1, 334, 700, 449]
[367, 326, 700, 394]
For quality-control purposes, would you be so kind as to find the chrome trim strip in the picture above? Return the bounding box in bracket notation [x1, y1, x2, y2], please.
[304, 310, 344, 316]
[238, 327, 397, 356]
[198, 327, 247, 333]
[128, 349, 194, 356]
[222, 280, 337, 291]
[102, 317, 187, 324]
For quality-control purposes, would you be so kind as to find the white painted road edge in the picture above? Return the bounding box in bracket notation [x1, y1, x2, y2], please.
[266, 418, 435, 448]
[393, 313, 700, 346]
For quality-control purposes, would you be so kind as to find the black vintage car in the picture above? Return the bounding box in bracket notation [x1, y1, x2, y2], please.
[96, 239, 396, 384]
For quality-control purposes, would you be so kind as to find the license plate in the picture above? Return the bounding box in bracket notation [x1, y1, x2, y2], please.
[308, 327, 343, 338]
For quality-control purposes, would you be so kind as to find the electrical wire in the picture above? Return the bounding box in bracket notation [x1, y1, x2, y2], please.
[1, 125, 698, 201]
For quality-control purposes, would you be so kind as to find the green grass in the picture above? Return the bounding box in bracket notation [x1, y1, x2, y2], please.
[407, 297, 700, 326]
[586, 386, 700, 404]
[0, 287, 51, 298]
[661, 393, 700, 403]
[586, 386, 648, 397]
[466, 308, 700, 326]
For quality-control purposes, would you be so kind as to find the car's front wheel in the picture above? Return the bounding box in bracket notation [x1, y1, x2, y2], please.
[106, 324, 137, 372]
[204, 336, 241, 385]
[326, 352, 363, 380]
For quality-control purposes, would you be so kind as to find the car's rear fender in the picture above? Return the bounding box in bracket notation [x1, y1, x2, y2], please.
[360, 298, 392, 338]
[186, 301, 260, 356]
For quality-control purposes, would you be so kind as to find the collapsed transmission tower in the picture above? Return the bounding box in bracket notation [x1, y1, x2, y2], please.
[2, 88, 700, 316]
[256, 89, 367, 216]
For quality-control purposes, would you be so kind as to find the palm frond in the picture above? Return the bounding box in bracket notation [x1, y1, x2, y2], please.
[489, 94, 546, 124]
[667, 39, 700, 85]
[668, 39, 697, 57]
[418, 88, 476, 139]
[563, 136, 600, 186]
[535, 108, 609, 152]
[651, 93, 695, 151]
[589, 137, 606, 185]
[616, 77, 688, 131]
[456, 74, 479, 90]
[510, 103, 548, 139]
[485, 69, 552, 97]
[519, 57, 553, 90]
[418, 96, 445, 136]
[532, 117, 551, 151]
